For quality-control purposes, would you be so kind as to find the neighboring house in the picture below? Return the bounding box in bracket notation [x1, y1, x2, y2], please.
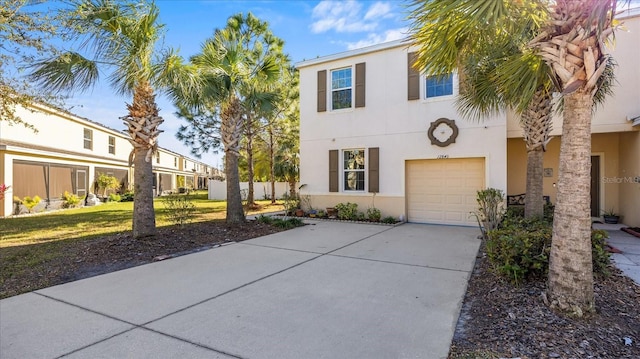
[0, 103, 220, 217]
[296, 9, 639, 227]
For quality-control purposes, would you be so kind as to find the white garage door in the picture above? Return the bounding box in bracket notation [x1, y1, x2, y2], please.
[406, 158, 485, 226]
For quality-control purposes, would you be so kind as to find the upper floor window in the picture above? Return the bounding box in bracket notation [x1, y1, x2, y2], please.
[174, 157, 177, 167]
[343, 149, 365, 191]
[108, 136, 115, 154]
[156, 152, 160, 164]
[83, 128, 93, 150]
[331, 68, 352, 110]
[425, 74, 453, 98]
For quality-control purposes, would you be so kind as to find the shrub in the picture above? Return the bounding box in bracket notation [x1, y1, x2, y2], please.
[282, 193, 300, 215]
[61, 191, 81, 208]
[107, 193, 122, 202]
[163, 195, 196, 226]
[95, 173, 121, 197]
[256, 214, 274, 224]
[0, 184, 10, 201]
[487, 217, 611, 284]
[335, 202, 358, 220]
[472, 188, 505, 238]
[367, 207, 382, 222]
[23, 195, 42, 213]
[382, 216, 397, 224]
[120, 191, 134, 202]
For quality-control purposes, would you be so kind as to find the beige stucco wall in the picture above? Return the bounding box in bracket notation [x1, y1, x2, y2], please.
[618, 130, 640, 227]
[507, 132, 638, 224]
[298, 42, 507, 221]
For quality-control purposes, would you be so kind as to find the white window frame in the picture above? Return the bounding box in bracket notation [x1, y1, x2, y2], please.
[342, 148, 366, 192]
[422, 72, 458, 102]
[83, 128, 93, 150]
[108, 136, 115, 155]
[330, 67, 353, 111]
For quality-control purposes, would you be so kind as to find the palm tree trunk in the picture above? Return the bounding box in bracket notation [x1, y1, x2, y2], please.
[525, 147, 544, 218]
[268, 127, 276, 204]
[222, 98, 245, 224]
[246, 126, 255, 206]
[133, 146, 156, 237]
[547, 89, 594, 315]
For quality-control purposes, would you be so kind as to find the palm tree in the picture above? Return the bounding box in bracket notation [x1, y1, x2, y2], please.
[29, 0, 169, 238]
[408, 0, 552, 219]
[529, 0, 619, 314]
[166, 13, 282, 224]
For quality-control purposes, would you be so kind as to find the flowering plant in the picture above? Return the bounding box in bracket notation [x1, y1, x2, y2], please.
[0, 184, 10, 201]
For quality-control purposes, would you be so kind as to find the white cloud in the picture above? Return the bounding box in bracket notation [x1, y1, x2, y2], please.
[346, 27, 408, 50]
[310, 0, 393, 34]
[364, 2, 392, 21]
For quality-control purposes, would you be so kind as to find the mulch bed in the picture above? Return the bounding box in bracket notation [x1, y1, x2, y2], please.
[449, 243, 640, 359]
[0, 220, 285, 299]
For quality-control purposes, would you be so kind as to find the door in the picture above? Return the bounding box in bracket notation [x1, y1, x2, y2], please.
[406, 158, 485, 226]
[76, 169, 87, 197]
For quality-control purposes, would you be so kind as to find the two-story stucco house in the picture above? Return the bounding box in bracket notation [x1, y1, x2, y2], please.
[296, 9, 639, 227]
[0, 103, 219, 217]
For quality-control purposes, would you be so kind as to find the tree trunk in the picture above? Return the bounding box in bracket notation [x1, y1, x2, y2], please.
[132, 145, 156, 238]
[547, 89, 594, 315]
[225, 150, 245, 223]
[246, 124, 255, 206]
[525, 147, 544, 218]
[269, 127, 276, 204]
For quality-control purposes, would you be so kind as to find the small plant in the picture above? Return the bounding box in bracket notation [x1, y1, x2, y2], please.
[317, 209, 326, 218]
[107, 193, 122, 202]
[120, 191, 134, 202]
[95, 173, 121, 198]
[163, 194, 196, 226]
[367, 207, 381, 222]
[256, 214, 274, 224]
[61, 191, 81, 208]
[282, 192, 300, 216]
[471, 188, 505, 239]
[591, 229, 611, 276]
[382, 216, 397, 224]
[22, 195, 42, 213]
[335, 202, 358, 220]
[0, 184, 10, 200]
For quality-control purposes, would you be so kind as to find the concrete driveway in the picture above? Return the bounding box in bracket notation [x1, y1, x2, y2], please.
[0, 221, 481, 359]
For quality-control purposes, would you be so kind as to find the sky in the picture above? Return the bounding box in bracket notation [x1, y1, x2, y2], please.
[55, 0, 412, 169]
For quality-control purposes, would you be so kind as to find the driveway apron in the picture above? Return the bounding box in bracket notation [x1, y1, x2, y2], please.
[0, 221, 481, 359]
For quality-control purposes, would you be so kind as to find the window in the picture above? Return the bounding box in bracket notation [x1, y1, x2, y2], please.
[331, 68, 352, 110]
[343, 149, 365, 191]
[156, 152, 160, 164]
[425, 74, 453, 98]
[83, 128, 93, 150]
[174, 157, 177, 167]
[108, 136, 115, 154]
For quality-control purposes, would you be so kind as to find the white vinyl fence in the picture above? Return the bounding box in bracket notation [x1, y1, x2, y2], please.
[208, 180, 296, 200]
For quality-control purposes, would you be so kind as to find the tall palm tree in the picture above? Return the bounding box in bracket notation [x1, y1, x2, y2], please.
[529, 0, 619, 314]
[166, 13, 282, 224]
[408, 0, 552, 219]
[29, 0, 169, 238]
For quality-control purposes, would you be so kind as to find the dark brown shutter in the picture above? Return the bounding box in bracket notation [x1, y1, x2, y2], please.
[368, 147, 379, 193]
[355, 62, 366, 108]
[317, 70, 327, 112]
[329, 150, 339, 192]
[407, 52, 420, 100]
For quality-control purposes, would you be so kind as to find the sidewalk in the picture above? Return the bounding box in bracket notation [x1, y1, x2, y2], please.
[593, 222, 640, 285]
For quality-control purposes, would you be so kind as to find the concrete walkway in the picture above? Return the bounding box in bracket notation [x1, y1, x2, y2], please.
[593, 223, 640, 285]
[0, 221, 481, 359]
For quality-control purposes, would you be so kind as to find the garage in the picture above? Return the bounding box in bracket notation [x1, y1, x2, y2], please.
[406, 158, 485, 226]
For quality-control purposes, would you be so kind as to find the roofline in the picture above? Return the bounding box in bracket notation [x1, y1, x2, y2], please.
[295, 38, 412, 68]
[618, 6, 640, 20]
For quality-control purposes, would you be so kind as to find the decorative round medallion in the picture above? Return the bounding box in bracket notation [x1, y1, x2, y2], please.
[428, 118, 458, 147]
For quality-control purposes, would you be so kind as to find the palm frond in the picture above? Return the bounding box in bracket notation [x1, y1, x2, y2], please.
[29, 51, 99, 93]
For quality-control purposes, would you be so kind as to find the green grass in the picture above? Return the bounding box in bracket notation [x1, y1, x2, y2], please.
[0, 191, 283, 247]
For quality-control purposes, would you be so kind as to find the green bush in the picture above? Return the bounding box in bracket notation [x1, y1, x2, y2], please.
[487, 217, 611, 284]
[107, 193, 122, 202]
[61, 191, 80, 209]
[472, 188, 505, 238]
[95, 173, 121, 197]
[256, 214, 274, 224]
[382, 216, 397, 224]
[162, 195, 196, 226]
[335, 202, 358, 220]
[367, 207, 381, 222]
[120, 191, 134, 202]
